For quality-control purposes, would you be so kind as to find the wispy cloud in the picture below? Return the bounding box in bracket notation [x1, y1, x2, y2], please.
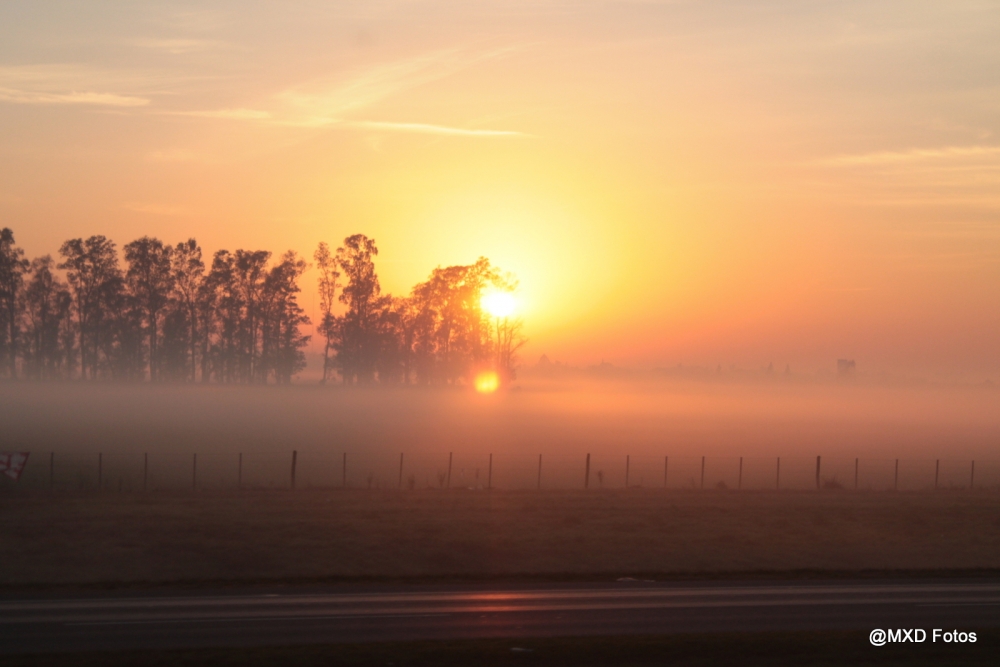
[162, 108, 526, 137]
[348, 120, 528, 137]
[0, 65, 151, 107]
[152, 47, 530, 137]
[276, 49, 469, 118]
[0, 87, 148, 107]
[821, 145, 1000, 166]
[163, 108, 271, 120]
[274, 45, 525, 122]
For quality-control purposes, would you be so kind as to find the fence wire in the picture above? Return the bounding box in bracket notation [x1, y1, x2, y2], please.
[3, 451, 997, 493]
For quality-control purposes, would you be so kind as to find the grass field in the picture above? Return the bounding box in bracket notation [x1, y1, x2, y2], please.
[3, 488, 1000, 587]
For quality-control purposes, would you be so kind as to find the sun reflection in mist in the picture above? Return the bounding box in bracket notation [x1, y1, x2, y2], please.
[474, 371, 500, 393]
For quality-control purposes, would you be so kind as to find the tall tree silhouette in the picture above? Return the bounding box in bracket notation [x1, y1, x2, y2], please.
[58, 236, 122, 380]
[233, 250, 271, 383]
[313, 242, 340, 384]
[204, 250, 239, 382]
[261, 251, 310, 383]
[409, 258, 505, 384]
[21, 256, 72, 379]
[124, 237, 174, 381]
[170, 239, 205, 382]
[0, 228, 28, 378]
[332, 234, 381, 384]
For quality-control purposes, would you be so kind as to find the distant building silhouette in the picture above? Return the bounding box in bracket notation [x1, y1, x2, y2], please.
[837, 359, 856, 378]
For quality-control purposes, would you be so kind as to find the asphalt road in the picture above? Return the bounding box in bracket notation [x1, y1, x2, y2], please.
[2, 579, 999, 654]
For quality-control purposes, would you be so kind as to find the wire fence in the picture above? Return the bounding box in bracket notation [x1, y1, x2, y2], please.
[3, 451, 999, 493]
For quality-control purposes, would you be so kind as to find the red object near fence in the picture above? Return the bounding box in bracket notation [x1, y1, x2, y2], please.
[0, 452, 29, 481]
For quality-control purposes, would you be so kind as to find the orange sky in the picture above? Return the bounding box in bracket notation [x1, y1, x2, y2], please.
[1, 1, 998, 381]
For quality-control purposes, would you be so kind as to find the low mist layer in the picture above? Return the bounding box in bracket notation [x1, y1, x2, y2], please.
[2, 378, 998, 491]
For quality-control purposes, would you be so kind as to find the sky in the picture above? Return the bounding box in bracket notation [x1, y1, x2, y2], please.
[1, 1, 998, 381]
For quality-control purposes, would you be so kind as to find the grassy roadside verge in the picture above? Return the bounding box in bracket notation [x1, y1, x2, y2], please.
[4, 631, 997, 667]
[4, 489, 1000, 587]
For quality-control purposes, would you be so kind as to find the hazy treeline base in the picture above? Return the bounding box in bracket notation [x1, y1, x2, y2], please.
[0, 228, 524, 386]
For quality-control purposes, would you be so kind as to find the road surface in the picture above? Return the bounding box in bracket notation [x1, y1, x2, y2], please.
[2, 579, 999, 653]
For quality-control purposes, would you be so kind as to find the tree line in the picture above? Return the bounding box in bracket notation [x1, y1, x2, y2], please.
[0, 228, 525, 385]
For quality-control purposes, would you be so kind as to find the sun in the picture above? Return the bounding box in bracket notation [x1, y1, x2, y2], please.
[481, 291, 516, 318]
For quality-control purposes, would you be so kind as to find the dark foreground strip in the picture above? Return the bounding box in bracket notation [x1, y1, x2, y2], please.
[2, 631, 996, 667]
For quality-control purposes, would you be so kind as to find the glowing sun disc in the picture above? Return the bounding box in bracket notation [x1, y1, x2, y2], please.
[482, 291, 516, 318]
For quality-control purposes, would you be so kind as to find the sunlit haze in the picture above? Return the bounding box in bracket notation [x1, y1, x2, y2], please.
[2, 1, 999, 381]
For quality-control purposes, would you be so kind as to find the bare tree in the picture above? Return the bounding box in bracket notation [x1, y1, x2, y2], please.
[493, 316, 528, 384]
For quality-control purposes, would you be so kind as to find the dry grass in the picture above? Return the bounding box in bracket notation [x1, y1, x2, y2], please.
[3, 489, 1000, 586]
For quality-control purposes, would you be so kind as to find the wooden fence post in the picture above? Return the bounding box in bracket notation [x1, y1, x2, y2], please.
[854, 457, 859, 490]
[625, 455, 630, 488]
[399, 453, 404, 489]
[537, 454, 542, 490]
[815, 455, 821, 490]
[584, 453, 591, 489]
[488, 453, 493, 490]
[700, 456, 705, 490]
[291, 450, 297, 489]
[738, 456, 743, 490]
[446, 452, 453, 488]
